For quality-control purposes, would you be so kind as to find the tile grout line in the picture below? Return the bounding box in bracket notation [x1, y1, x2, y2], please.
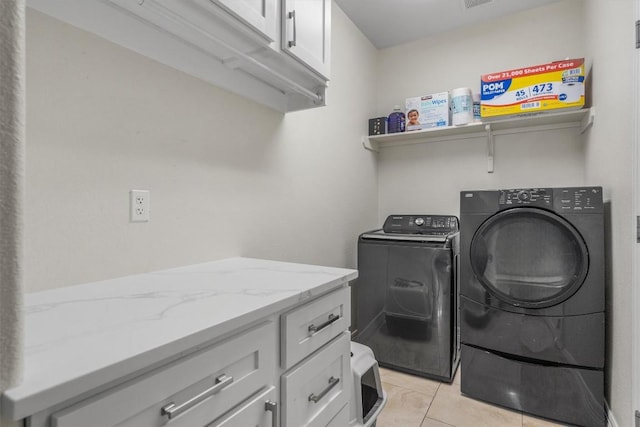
[419, 382, 441, 426]
[419, 381, 458, 427]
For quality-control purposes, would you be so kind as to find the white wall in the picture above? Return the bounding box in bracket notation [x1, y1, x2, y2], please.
[376, 0, 587, 219]
[23, 1, 636, 424]
[24, 5, 379, 292]
[583, 1, 635, 426]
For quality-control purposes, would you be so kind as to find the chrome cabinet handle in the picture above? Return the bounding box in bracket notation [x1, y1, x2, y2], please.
[265, 400, 278, 426]
[161, 374, 233, 419]
[288, 10, 297, 48]
[308, 376, 340, 403]
[308, 313, 340, 335]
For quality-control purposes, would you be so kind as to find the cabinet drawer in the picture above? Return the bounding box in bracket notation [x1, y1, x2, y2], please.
[206, 386, 277, 427]
[281, 333, 350, 427]
[51, 321, 276, 427]
[281, 287, 350, 369]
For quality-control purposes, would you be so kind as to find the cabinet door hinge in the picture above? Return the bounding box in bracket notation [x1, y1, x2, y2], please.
[637, 217, 640, 242]
[636, 20, 640, 48]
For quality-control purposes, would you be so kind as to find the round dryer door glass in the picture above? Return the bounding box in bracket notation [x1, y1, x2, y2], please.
[470, 207, 589, 308]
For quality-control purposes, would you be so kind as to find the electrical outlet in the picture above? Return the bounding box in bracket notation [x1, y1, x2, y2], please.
[130, 190, 150, 222]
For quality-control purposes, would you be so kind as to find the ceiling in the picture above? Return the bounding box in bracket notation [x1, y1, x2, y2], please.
[334, 0, 563, 49]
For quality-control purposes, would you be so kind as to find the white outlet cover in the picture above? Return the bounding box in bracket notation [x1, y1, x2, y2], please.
[130, 190, 150, 222]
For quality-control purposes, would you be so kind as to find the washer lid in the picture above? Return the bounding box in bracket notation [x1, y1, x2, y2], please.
[360, 229, 450, 243]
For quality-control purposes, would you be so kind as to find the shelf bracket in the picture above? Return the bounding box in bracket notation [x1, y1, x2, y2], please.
[486, 124, 494, 173]
[580, 106, 595, 133]
[362, 136, 379, 153]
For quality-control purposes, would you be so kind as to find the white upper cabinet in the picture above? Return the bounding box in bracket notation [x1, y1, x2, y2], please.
[213, 0, 278, 42]
[106, 0, 275, 60]
[27, 0, 331, 112]
[282, 0, 331, 80]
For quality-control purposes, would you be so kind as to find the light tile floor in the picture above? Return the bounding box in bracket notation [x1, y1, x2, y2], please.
[376, 367, 566, 427]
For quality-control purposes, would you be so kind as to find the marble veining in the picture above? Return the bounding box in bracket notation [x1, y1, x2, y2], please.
[1, 257, 357, 420]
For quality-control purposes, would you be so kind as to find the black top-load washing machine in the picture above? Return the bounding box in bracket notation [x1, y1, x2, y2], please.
[459, 187, 605, 427]
[353, 214, 460, 383]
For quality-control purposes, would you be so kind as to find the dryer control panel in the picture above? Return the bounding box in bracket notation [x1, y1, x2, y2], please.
[499, 188, 552, 207]
[554, 187, 603, 212]
[497, 187, 603, 212]
[383, 215, 459, 235]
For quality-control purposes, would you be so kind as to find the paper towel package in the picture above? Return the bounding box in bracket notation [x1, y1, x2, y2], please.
[480, 58, 585, 119]
[405, 92, 450, 131]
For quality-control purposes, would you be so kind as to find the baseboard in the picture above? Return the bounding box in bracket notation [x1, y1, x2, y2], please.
[606, 400, 619, 427]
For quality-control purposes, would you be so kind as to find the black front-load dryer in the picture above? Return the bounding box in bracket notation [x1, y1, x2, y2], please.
[459, 187, 605, 427]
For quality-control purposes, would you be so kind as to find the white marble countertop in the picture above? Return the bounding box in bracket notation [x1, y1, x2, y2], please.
[1, 257, 357, 420]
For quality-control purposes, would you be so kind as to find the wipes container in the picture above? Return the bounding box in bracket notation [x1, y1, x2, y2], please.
[405, 92, 450, 130]
[451, 87, 473, 126]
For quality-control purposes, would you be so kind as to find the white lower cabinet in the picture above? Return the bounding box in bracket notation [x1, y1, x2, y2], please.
[28, 286, 351, 427]
[206, 386, 278, 427]
[51, 321, 276, 427]
[281, 333, 350, 427]
[281, 286, 350, 369]
[325, 403, 350, 427]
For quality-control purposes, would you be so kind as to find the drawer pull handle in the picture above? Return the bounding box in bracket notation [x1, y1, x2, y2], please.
[161, 374, 234, 419]
[308, 376, 340, 403]
[265, 400, 278, 426]
[308, 313, 340, 335]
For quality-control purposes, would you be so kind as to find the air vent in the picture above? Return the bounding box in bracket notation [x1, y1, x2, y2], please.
[464, 0, 493, 9]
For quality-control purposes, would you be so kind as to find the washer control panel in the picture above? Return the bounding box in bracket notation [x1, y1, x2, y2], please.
[383, 215, 459, 234]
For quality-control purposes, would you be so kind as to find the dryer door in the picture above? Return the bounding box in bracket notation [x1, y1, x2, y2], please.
[470, 207, 588, 308]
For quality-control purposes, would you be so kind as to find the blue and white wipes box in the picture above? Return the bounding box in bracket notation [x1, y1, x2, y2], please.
[405, 92, 450, 131]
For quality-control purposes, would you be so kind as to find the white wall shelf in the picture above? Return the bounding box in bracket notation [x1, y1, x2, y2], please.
[362, 107, 595, 173]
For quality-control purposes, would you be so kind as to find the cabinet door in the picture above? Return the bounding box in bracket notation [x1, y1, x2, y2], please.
[211, 0, 277, 42]
[281, 0, 331, 79]
[109, 0, 272, 52]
